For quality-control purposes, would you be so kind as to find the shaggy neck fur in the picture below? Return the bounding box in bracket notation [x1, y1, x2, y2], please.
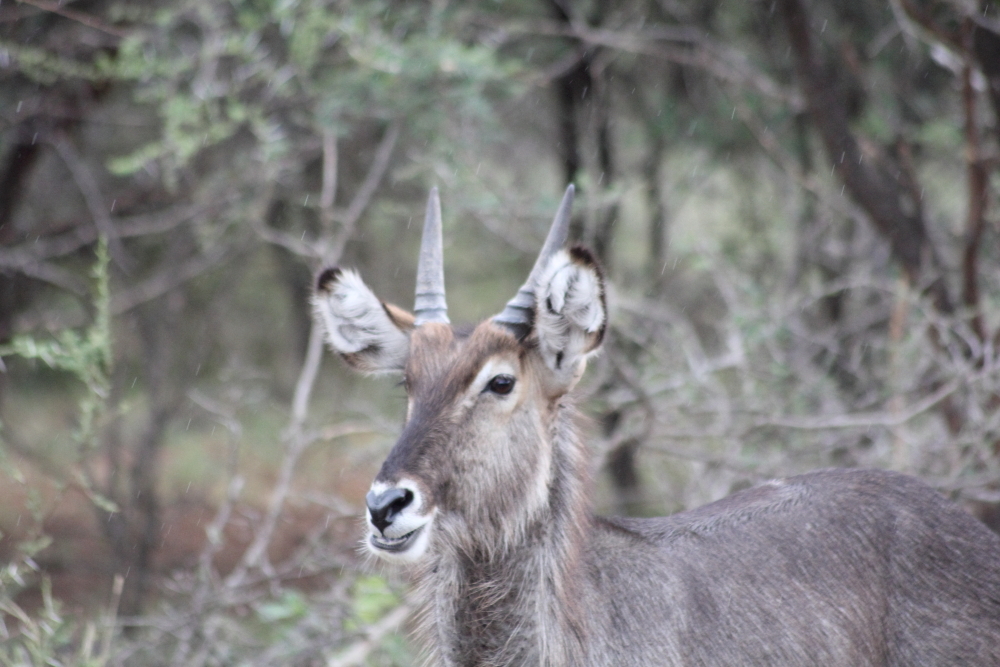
[412, 401, 593, 667]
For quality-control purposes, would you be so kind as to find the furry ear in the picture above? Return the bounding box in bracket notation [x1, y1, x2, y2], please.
[311, 267, 413, 374]
[534, 246, 607, 391]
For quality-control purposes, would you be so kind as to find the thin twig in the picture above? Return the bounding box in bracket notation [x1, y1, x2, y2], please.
[226, 321, 325, 586]
[324, 120, 401, 264]
[256, 120, 400, 265]
[49, 133, 132, 271]
[959, 21, 988, 343]
[292, 321, 325, 426]
[16, 259, 87, 294]
[225, 115, 359, 584]
[110, 242, 233, 315]
[255, 224, 321, 259]
[96, 574, 124, 663]
[15, 0, 128, 38]
[0, 202, 222, 270]
[491, 18, 801, 108]
[320, 128, 339, 215]
[170, 460, 244, 667]
[891, 0, 963, 52]
[730, 98, 869, 227]
[327, 604, 411, 667]
[754, 378, 960, 431]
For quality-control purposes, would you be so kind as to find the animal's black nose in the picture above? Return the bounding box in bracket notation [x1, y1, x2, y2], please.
[366, 488, 414, 534]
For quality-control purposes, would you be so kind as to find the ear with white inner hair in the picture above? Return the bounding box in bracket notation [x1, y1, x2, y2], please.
[311, 267, 413, 374]
[534, 246, 607, 391]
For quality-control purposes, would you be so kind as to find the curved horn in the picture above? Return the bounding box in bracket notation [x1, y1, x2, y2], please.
[493, 184, 574, 334]
[413, 187, 449, 325]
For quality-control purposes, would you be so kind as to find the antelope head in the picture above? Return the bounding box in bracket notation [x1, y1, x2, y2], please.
[312, 186, 606, 564]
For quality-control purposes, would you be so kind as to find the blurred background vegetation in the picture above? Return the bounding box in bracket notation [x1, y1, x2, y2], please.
[1, 0, 999, 664]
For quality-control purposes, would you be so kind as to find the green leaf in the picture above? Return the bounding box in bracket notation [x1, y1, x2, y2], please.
[350, 575, 399, 625]
[255, 589, 308, 623]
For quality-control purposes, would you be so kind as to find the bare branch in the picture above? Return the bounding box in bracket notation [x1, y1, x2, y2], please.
[491, 18, 802, 108]
[327, 604, 412, 667]
[324, 119, 401, 264]
[170, 464, 244, 667]
[224, 332, 319, 586]
[110, 243, 233, 315]
[960, 22, 989, 343]
[470, 209, 545, 253]
[17, 258, 87, 294]
[15, 0, 129, 38]
[320, 128, 339, 215]
[755, 378, 960, 431]
[187, 389, 243, 438]
[729, 98, 871, 231]
[778, 0, 953, 314]
[891, 0, 963, 52]
[292, 321, 325, 426]
[0, 202, 218, 271]
[254, 224, 321, 260]
[222, 122, 399, 594]
[96, 575, 124, 663]
[256, 120, 400, 265]
[49, 133, 132, 271]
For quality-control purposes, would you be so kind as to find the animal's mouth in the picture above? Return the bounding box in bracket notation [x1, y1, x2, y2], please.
[370, 525, 424, 553]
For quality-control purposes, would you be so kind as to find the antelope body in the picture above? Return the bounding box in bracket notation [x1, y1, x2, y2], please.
[312, 187, 1000, 666]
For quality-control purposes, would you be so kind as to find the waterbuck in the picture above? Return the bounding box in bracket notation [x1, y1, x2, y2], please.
[312, 187, 1000, 666]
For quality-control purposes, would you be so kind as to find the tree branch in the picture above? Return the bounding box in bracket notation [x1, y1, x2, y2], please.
[0, 202, 219, 270]
[226, 122, 396, 587]
[49, 133, 131, 271]
[15, 0, 129, 38]
[327, 604, 412, 667]
[110, 242, 233, 315]
[324, 119, 401, 264]
[319, 128, 338, 215]
[256, 120, 400, 266]
[754, 378, 960, 431]
[960, 21, 989, 343]
[491, 17, 802, 108]
[777, 0, 952, 313]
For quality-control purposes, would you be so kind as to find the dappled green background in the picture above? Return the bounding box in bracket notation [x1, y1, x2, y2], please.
[1, 0, 999, 664]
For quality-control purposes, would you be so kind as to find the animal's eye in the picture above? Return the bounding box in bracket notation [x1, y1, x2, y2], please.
[486, 374, 515, 395]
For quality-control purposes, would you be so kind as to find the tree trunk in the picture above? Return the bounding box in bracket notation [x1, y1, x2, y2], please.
[0, 138, 42, 406]
[777, 0, 952, 314]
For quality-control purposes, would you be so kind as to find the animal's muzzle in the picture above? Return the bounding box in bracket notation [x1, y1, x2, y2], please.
[366, 487, 415, 534]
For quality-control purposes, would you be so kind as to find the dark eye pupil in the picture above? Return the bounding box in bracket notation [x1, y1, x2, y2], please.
[488, 374, 515, 395]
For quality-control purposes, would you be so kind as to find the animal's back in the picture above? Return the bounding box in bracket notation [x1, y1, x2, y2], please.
[584, 468, 1000, 666]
